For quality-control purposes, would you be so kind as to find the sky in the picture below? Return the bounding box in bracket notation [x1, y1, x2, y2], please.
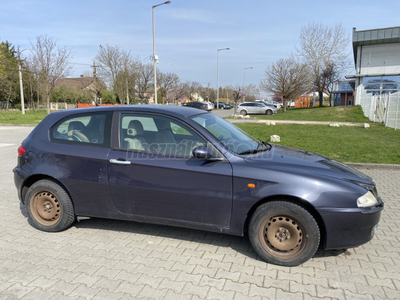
[2, 0, 400, 93]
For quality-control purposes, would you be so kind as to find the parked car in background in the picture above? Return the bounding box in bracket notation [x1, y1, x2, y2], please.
[255, 100, 280, 110]
[214, 102, 232, 109]
[255, 100, 277, 108]
[224, 103, 233, 109]
[237, 102, 278, 115]
[206, 101, 214, 111]
[183, 101, 209, 111]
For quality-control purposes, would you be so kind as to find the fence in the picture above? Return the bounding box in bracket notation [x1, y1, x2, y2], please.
[357, 86, 400, 130]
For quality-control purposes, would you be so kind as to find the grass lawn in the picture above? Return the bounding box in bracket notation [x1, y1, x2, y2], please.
[236, 123, 400, 164]
[233, 105, 372, 123]
[0, 110, 47, 125]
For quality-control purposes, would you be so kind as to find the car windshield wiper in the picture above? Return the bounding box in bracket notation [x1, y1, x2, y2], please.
[238, 140, 272, 155]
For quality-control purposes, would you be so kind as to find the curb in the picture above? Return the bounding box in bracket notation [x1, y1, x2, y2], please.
[226, 119, 366, 126]
[345, 163, 400, 170]
[0, 124, 36, 127]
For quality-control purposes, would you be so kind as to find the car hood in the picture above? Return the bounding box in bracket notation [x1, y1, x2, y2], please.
[243, 144, 373, 184]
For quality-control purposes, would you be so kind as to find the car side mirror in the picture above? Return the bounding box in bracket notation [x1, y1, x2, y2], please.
[192, 146, 212, 159]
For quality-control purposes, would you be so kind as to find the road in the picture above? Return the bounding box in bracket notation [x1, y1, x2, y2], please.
[0, 125, 399, 299]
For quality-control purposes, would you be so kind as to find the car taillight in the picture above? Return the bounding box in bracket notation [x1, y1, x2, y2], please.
[18, 145, 25, 156]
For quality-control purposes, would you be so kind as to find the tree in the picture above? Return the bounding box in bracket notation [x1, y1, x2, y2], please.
[29, 35, 72, 114]
[95, 44, 137, 104]
[0, 41, 19, 110]
[260, 57, 311, 112]
[136, 62, 154, 104]
[157, 72, 175, 104]
[230, 85, 244, 114]
[297, 23, 350, 107]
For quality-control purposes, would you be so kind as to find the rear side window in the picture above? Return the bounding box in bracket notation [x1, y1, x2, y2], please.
[51, 112, 111, 147]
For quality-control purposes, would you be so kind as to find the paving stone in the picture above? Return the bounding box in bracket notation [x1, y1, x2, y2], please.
[199, 275, 226, 290]
[1, 130, 400, 300]
[207, 286, 235, 299]
[137, 285, 168, 299]
[290, 281, 317, 296]
[182, 282, 210, 298]
[248, 284, 276, 298]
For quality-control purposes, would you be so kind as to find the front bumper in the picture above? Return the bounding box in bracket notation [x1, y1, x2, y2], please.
[319, 199, 384, 250]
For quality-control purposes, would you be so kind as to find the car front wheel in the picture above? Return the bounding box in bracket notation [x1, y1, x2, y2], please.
[249, 201, 320, 266]
[266, 110, 272, 115]
[25, 179, 75, 232]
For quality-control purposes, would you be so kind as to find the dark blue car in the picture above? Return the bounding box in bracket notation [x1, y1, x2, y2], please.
[14, 105, 383, 266]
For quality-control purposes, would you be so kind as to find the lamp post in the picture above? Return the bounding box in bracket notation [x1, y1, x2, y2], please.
[17, 47, 30, 115]
[216, 48, 229, 109]
[152, 1, 171, 105]
[243, 66, 253, 102]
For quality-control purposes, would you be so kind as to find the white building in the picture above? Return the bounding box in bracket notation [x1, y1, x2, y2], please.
[349, 26, 400, 129]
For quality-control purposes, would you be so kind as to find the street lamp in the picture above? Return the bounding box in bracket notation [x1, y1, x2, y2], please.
[152, 1, 171, 105]
[216, 48, 230, 109]
[243, 67, 253, 102]
[17, 47, 30, 115]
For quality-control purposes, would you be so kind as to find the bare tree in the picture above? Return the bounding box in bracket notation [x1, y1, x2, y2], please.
[136, 63, 153, 104]
[297, 23, 350, 107]
[260, 57, 311, 112]
[29, 35, 72, 114]
[95, 44, 137, 104]
[229, 85, 244, 114]
[157, 72, 175, 104]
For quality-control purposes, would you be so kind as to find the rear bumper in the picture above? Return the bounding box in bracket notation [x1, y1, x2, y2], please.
[13, 167, 25, 203]
[320, 199, 384, 250]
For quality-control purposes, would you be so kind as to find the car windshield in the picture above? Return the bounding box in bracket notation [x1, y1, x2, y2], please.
[190, 113, 270, 155]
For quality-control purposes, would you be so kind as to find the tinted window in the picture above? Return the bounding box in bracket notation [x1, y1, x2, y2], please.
[51, 112, 111, 147]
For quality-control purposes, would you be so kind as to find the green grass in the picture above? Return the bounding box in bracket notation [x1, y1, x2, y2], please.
[0, 110, 47, 125]
[236, 123, 400, 164]
[233, 105, 372, 123]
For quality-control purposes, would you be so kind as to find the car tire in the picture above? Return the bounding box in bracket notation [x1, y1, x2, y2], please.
[240, 110, 247, 116]
[266, 110, 272, 115]
[248, 201, 320, 266]
[25, 179, 75, 232]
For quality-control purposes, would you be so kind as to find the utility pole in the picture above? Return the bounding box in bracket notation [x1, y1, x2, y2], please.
[18, 47, 26, 115]
[126, 77, 130, 105]
[152, 1, 171, 105]
[93, 62, 97, 105]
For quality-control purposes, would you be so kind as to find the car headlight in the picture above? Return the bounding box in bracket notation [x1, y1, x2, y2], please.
[357, 191, 378, 208]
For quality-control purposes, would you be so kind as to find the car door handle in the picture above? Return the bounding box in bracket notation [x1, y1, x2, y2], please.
[109, 159, 131, 165]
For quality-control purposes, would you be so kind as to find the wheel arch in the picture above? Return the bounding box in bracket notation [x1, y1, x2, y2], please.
[243, 195, 327, 250]
[21, 175, 72, 207]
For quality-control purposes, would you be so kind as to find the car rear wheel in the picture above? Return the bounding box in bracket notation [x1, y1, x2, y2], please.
[266, 110, 272, 115]
[240, 110, 247, 116]
[25, 179, 75, 232]
[249, 201, 320, 266]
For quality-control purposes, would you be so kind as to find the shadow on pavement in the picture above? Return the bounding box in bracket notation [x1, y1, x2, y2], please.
[69, 216, 347, 265]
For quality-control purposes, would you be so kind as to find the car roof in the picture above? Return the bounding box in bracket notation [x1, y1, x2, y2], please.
[46, 105, 208, 120]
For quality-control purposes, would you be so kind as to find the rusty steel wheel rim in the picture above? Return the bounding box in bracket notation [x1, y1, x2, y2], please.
[258, 214, 306, 259]
[30, 190, 61, 226]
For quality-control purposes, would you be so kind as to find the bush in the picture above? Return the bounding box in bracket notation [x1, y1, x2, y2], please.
[14, 104, 21, 110]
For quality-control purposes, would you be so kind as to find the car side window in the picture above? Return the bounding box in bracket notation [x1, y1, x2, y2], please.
[120, 113, 206, 158]
[51, 112, 110, 147]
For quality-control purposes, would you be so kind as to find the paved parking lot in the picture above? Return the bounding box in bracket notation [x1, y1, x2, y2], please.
[1, 125, 399, 300]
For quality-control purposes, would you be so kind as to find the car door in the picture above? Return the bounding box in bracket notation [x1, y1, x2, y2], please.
[107, 112, 233, 228]
[255, 103, 265, 114]
[49, 111, 113, 217]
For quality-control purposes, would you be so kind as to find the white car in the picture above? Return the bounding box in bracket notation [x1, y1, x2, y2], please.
[206, 102, 213, 111]
[237, 102, 278, 115]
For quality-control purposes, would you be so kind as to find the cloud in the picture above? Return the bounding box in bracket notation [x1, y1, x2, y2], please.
[167, 8, 215, 23]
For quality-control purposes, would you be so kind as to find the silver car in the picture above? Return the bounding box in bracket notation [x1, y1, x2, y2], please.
[237, 102, 277, 115]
